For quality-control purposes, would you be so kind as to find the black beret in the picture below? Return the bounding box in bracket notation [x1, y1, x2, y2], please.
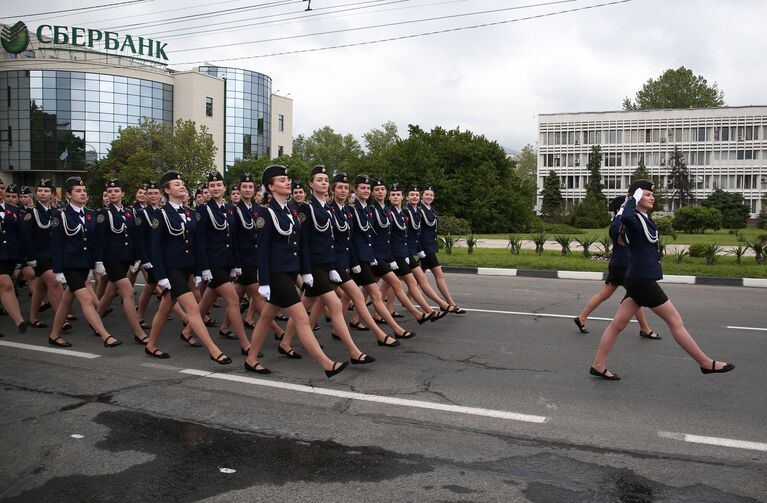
[240, 172, 255, 183]
[194, 188, 203, 196]
[370, 177, 384, 188]
[38, 178, 55, 189]
[146, 180, 160, 190]
[331, 172, 349, 185]
[20, 185, 33, 195]
[609, 196, 625, 212]
[421, 183, 435, 192]
[139, 183, 148, 190]
[207, 171, 224, 183]
[105, 178, 123, 190]
[628, 179, 654, 194]
[64, 176, 85, 192]
[160, 170, 182, 186]
[310, 165, 327, 178]
[407, 184, 420, 193]
[5, 184, 19, 194]
[354, 174, 370, 187]
[389, 182, 402, 192]
[230, 183, 240, 192]
[262, 164, 288, 187]
[291, 180, 305, 191]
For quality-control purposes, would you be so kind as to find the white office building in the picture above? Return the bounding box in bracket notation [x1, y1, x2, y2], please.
[537, 106, 767, 215]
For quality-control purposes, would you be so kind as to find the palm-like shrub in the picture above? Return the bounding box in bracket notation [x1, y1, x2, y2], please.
[553, 234, 572, 256]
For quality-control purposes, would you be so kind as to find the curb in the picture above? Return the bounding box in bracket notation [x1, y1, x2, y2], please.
[442, 266, 767, 288]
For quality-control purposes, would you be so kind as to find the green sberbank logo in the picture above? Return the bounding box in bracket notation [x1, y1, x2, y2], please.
[1, 21, 30, 54]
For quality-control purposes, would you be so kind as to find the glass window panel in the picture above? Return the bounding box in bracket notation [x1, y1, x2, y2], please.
[140, 83, 153, 96]
[127, 94, 140, 106]
[71, 111, 85, 121]
[140, 96, 152, 107]
[70, 77, 84, 90]
[114, 103, 127, 115]
[128, 84, 140, 95]
[127, 105, 140, 116]
[152, 98, 162, 109]
[114, 82, 127, 94]
[113, 93, 127, 104]
[99, 91, 114, 103]
[99, 131, 114, 143]
[101, 102, 114, 114]
[57, 100, 71, 111]
[163, 110, 172, 122]
[86, 101, 99, 113]
[70, 100, 85, 112]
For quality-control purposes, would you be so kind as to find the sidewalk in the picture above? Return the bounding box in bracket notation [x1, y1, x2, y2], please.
[456, 238, 755, 256]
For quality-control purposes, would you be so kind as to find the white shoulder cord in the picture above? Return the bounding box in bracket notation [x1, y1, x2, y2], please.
[236, 206, 254, 230]
[205, 205, 228, 231]
[161, 208, 186, 237]
[33, 208, 50, 229]
[61, 211, 83, 237]
[637, 213, 659, 244]
[373, 203, 390, 228]
[353, 204, 371, 232]
[331, 206, 349, 233]
[391, 208, 407, 231]
[407, 206, 420, 230]
[308, 202, 331, 233]
[107, 209, 126, 234]
[266, 207, 293, 236]
[420, 207, 437, 227]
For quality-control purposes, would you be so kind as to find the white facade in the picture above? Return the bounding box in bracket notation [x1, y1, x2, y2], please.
[536, 107, 767, 215]
[270, 93, 293, 159]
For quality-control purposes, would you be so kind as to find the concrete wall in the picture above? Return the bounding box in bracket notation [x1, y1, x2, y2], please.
[270, 94, 293, 159]
[172, 71, 225, 172]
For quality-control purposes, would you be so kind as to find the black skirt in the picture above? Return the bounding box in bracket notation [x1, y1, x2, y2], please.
[208, 267, 231, 289]
[268, 271, 301, 308]
[34, 258, 53, 276]
[0, 260, 16, 277]
[104, 260, 130, 282]
[238, 266, 258, 286]
[337, 268, 353, 284]
[63, 268, 90, 292]
[604, 265, 626, 286]
[167, 267, 195, 299]
[622, 278, 669, 308]
[420, 252, 440, 270]
[393, 256, 412, 277]
[305, 262, 335, 297]
[370, 261, 392, 278]
[351, 261, 376, 286]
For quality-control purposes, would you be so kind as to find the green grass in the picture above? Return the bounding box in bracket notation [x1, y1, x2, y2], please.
[465, 228, 767, 246]
[438, 247, 767, 278]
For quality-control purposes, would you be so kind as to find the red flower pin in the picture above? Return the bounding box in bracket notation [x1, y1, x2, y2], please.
[184, 210, 190, 218]
[124, 211, 132, 218]
[347, 212, 353, 219]
[85, 214, 92, 222]
[292, 209, 298, 217]
[367, 211, 373, 218]
[227, 209, 233, 216]
[405, 216, 409, 221]
[4, 210, 10, 215]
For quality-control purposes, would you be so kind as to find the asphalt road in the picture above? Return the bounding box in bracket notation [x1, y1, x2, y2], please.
[0, 274, 765, 502]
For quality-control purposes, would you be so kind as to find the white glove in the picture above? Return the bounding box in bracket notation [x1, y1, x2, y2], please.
[130, 260, 141, 273]
[632, 188, 644, 204]
[370, 259, 378, 266]
[194, 276, 202, 287]
[27, 260, 37, 268]
[258, 284, 271, 301]
[55, 272, 67, 285]
[142, 262, 153, 269]
[351, 265, 362, 274]
[616, 207, 625, 217]
[417, 251, 426, 259]
[302, 274, 314, 287]
[404, 257, 410, 264]
[158, 278, 171, 291]
[329, 269, 342, 283]
[389, 261, 398, 270]
[230, 267, 242, 277]
[202, 269, 213, 282]
[95, 262, 106, 275]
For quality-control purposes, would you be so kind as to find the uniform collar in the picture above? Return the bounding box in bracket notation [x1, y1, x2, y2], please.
[109, 202, 123, 212]
[69, 202, 85, 213]
[169, 201, 182, 211]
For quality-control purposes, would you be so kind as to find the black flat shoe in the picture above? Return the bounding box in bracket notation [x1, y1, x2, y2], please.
[313, 323, 321, 331]
[390, 311, 404, 319]
[40, 302, 52, 312]
[448, 305, 466, 314]
[351, 353, 375, 364]
[145, 347, 169, 359]
[639, 330, 662, 340]
[244, 361, 271, 374]
[244, 320, 256, 329]
[274, 331, 284, 341]
[394, 330, 416, 339]
[210, 353, 232, 365]
[325, 316, 332, 323]
[180, 332, 202, 347]
[138, 319, 151, 330]
[134, 334, 149, 345]
[218, 329, 237, 340]
[103, 336, 122, 348]
[66, 314, 78, 321]
[325, 361, 348, 378]
[429, 310, 448, 322]
[348, 321, 370, 331]
[573, 317, 589, 334]
[331, 332, 343, 340]
[29, 320, 48, 328]
[278, 345, 303, 359]
[18, 321, 29, 334]
[203, 317, 219, 327]
[372, 317, 386, 325]
[48, 336, 72, 348]
[61, 321, 72, 331]
[377, 335, 400, 347]
[589, 366, 620, 380]
[416, 313, 430, 325]
[102, 307, 114, 318]
[700, 361, 735, 374]
[240, 347, 263, 357]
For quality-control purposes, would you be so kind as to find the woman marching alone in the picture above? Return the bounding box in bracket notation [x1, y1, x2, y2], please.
[574, 196, 659, 339]
[590, 180, 734, 380]
[244, 165, 348, 378]
[48, 177, 117, 348]
[145, 170, 231, 365]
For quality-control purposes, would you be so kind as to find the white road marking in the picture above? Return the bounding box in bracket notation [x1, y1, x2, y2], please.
[726, 325, 767, 332]
[0, 340, 101, 359]
[460, 308, 637, 323]
[658, 431, 767, 452]
[179, 368, 548, 424]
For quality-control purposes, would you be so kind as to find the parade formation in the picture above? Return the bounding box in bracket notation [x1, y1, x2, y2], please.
[0, 168, 735, 381]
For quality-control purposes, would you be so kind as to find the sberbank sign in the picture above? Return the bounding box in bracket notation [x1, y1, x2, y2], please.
[1, 21, 168, 64]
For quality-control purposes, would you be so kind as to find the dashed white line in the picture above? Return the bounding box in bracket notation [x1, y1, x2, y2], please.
[0, 340, 101, 359]
[179, 368, 548, 424]
[659, 431, 767, 452]
[726, 325, 767, 332]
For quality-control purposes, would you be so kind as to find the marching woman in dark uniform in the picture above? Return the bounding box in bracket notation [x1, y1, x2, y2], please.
[244, 165, 348, 377]
[22, 179, 64, 330]
[180, 171, 252, 355]
[94, 179, 149, 344]
[574, 196, 659, 339]
[349, 175, 416, 339]
[590, 180, 734, 380]
[282, 165, 374, 363]
[0, 179, 29, 335]
[416, 184, 464, 313]
[329, 173, 401, 347]
[145, 171, 231, 364]
[47, 177, 117, 347]
[368, 177, 439, 324]
[135, 180, 161, 331]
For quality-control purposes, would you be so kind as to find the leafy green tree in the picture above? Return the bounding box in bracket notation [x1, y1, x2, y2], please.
[585, 145, 606, 200]
[631, 155, 650, 182]
[362, 121, 400, 154]
[513, 144, 537, 184]
[673, 205, 722, 233]
[292, 126, 363, 173]
[567, 145, 610, 228]
[701, 189, 751, 229]
[540, 169, 563, 220]
[667, 148, 694, 207]
[757, 196, 767, 229]
[622, 66, 725, 110]
[225, 154, 310, 187]
[90, 118, 216, 207]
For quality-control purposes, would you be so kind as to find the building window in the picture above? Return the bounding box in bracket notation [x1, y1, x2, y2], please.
[278, 114, 284, 132]
[205, 97, 213, 117]
[278, 145, 284, 157]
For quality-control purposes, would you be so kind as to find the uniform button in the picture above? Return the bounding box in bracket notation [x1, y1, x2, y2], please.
[83, 247, 87, 250]
[124, 242, 129, 245]
[184, 240, 189, 244]
[83, 237, 87, 241]
[293, 241, 297, 245]
[184, 250, 189, 254]
[293, 252, 297, 256]
[225, 244, 229, 248]
[368, 244, 371, 247]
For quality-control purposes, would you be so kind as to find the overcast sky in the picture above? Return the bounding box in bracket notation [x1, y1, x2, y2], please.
[5, 0, 767, 151]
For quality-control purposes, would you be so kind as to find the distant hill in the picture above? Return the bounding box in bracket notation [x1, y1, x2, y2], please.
[503, 147, 520, 157]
